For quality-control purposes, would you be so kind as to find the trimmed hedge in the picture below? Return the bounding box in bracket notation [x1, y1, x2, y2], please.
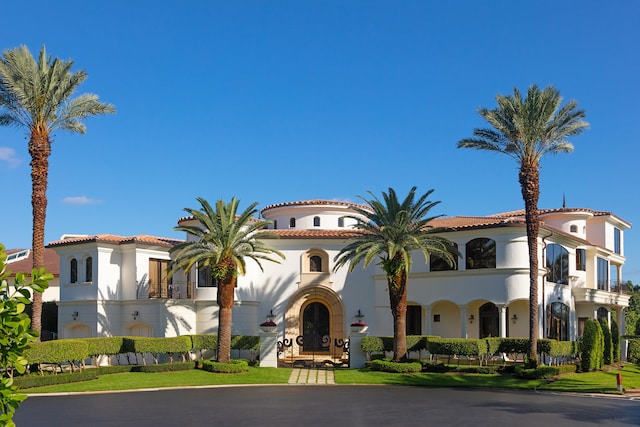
[200, 359, 249, 373]
[611, 319, 620, 363]
[514, 365, 560, 380]
[580, 319, 603, 372]
[132, 362, 196, 373]
[14, 370, 98, 389]
[360, 336, 433, 354]
[25, 339, 90, 371]
[628, 339, 640, 365]
[369, 359, 422, 373]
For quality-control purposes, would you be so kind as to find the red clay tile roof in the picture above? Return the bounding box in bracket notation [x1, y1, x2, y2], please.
[260, 199, 372, 215]
[490, 207, 630, 225]
[47, 234, 182, 248]
[265, 229, 362, 239]
[4, 248, 60, 277]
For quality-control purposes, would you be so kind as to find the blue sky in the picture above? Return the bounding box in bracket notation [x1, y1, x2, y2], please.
[1, 1, 639, 280]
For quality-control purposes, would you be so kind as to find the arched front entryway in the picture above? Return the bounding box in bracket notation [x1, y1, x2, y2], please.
[479, 302, 499, 338]
[283, 285, 346, 363]
[301, 301, 330, 352]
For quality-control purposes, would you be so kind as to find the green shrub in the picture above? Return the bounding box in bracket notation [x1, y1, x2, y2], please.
[13, 370, 98, 389]
[514, 365, 560, 380]
[406, 336, 427, 352]
[361, 336, 385, 354]
[132, 362, 196, 373]
[230, 336, 259, 351]
[580, 319, 602, 372]
[611, 319, 620, 363]
[25, 339, 89, 370]
[599, 318, 613, 366]
[628, 339, 640, 365]
[369, 359, 422, 373]
[84, 337, 126, 357]
[453, 366, 498, 374]
[200, 359, 249, 373]
[497, 338, 529, 356]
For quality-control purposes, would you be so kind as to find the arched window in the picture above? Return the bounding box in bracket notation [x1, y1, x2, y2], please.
[70, 258, 78, 283]
[313, 216, 320, 227]
[302, 302, 330, 352]
[310, 255, 322, 272]
[289, 217, 296, 228]
[338, 217, 345, 227]
[597, 307, 609, 322]
[465, 238, 496, 269]
[546, 244, 569, 285]
[406, 305, 421, 335]
[85, 257, 93, 282]
[576, 248, 586, 271]
[546, 302, 569, 341]
[479, 302, 499, 338]
[430, 243, 458, 271]
[570, 225, 578, 233]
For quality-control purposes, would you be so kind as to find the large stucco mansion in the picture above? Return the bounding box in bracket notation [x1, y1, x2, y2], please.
[48, 199, 632, 360]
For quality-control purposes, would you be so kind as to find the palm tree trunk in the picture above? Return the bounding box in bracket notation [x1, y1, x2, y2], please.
[28, 132, 51, 336]
[520, 162, 540, 367]
[216, 265, 236, 363]
[388, 268, 408, 362]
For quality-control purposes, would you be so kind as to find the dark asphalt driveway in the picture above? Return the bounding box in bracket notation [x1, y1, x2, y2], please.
[15, 385, 640, 426]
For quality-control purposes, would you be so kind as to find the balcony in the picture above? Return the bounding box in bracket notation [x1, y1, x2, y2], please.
[572, 280, 632, 306]
[146, 280, 193, 299]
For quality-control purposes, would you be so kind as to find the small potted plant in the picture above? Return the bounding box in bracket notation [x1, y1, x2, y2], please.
[259, 320, 277, 333]
[350, 321, 367, 333]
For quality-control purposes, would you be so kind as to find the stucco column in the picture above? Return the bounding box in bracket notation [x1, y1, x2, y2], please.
[498, 304, 507, 338]
[259, 330, 279, 368]
[424, 305, 432, 336]
[619, 308, 628, 362]
[460, 305, 468, 338]
[349, 329, 369, 368]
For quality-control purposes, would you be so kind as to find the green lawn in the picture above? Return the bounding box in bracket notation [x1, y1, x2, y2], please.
[539, 364, 640, 394]
[24, 363, 640, 395]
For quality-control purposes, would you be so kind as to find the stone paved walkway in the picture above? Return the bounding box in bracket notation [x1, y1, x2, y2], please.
[288, 368, 335, 384]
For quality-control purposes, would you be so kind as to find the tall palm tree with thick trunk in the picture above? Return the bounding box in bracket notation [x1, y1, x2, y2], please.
[457, 85, 588, 367]
[333, 187, 457, 362]
[0, 45, 115, 334]
[170, 197, 284, 363]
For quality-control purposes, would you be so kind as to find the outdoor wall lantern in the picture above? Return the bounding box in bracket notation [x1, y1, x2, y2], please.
[511, 314, 518, 324]
[132, 311, 139, 320]
[72, 311, 78, 321]
[468, 314, 474, 324]
[266, 309, 275, 322]
[355, 309, 365, 322]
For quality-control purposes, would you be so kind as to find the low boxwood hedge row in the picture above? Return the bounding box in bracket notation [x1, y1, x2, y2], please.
[369, 359, 422, 373]
[362, 336, 577, 363]
[14, 370, 98, 389]
[22, 334, 260, 368]
[200, 359, 249, 374]
[514, 365, 560, 380]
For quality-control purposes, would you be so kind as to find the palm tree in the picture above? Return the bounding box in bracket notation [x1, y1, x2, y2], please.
[457, 85, 588, 367]
[170, 197, 285, 363]
[0, 45, 115, 334]
[333, 187, 457, 361]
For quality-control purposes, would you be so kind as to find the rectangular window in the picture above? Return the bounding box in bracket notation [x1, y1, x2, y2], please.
[578, 317, 588, 337]
[85, 257, 93, 282]
[576, 249, 586, 271]
[197, 265, 217, 287]
[149, 259, 172, 297]
[433, 314, 441, 322]
[614, 228, 621, 254]
[596, 257, 608, 291]
[406, 306, 421, 335]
